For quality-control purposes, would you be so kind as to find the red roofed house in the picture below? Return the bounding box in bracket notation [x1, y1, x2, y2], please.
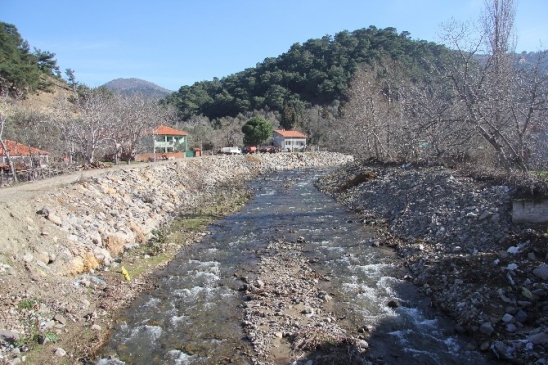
[0, 139, 49, 171]
[136, 125, 190, 161]
[272, 130, 307, 152]
[152, 125, 189, 153]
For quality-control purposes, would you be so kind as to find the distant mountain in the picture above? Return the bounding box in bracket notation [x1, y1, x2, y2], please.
[102, 78, 172, 99]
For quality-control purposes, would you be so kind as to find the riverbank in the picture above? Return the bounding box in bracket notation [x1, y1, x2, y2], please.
[315, 162, 548, 365]
[0, 152, 353, 365]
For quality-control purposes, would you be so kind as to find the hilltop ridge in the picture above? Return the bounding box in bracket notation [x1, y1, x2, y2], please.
[101, 78, 172, 99]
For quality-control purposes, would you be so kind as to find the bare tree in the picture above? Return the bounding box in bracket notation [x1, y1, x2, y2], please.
[0, 95, 19, 183]
[0, 114, 18, 183]
[115, 94, 175, 164]
[440, 0, 548, 172]
[333, 1, 547, 171]
[54, 88, 116, 164]
[335, 60, 409, 161]
[336, 65, 383, 160]
[180, 115, 215, 152]
[400, 76, 479, 165]
[52, 89, 179, 165]
[302, 103, 339, 151]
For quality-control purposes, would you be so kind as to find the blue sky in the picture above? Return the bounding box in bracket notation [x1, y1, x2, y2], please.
[3, 0, 547, 91]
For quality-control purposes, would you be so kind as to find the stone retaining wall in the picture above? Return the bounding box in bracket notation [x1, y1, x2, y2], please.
[38, 153, 353, 275]
[513, 198, 548, 224]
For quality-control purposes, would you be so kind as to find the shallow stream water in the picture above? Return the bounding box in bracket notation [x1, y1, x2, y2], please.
[97, 169, 495, 365]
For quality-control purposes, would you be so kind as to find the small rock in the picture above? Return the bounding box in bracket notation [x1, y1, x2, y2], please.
[479, 322, 495, 336]
[478, 211, 491, 221]
[40, 206, 50, 216]
[521, 287, 534, 300]
[513, 310, 528, 324]
[532, 288, 546, 297]
[502, 314, 514, 323]
[506, 263, 518, 271]
[0, 330, 20, 343]
[54, 314, 67, 325]
[54, 347, 67, 357]
[42, 320, 55, 330]
[79, 279, 91, 287]
[533, 264, 548, 280]
[356, 339, 369, 351]
[387, 299, 400, 308]
[36, 260, 49, 270]
[91, 324, 102, 331]
[529, 332, 548, 346]
[46, 213, 63, 226]
[22, 253, 33, 263]
[498, 251, 509, 259]
[492, 341, 509, 359]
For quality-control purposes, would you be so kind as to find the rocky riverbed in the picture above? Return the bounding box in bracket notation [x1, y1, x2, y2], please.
[315, 162, 548, 365]
[2, 153, 547, 364]
[0, 152, 352, 365]
[242, 238, 370, 364]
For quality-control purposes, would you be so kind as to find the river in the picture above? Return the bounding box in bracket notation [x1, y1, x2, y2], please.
[97, 169, 496, 364]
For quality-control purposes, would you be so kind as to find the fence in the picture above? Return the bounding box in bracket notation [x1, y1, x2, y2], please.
[0, 163, 80, 187]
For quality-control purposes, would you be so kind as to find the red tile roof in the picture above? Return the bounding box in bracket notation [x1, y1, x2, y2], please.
[274, 130, 306, 138]
[0, 140, 49, 157]
[153, 125, 188, 136]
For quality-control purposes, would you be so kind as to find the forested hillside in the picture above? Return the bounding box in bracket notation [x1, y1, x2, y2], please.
[163, 26, 451, 120]
[0, 22, 62, 97]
